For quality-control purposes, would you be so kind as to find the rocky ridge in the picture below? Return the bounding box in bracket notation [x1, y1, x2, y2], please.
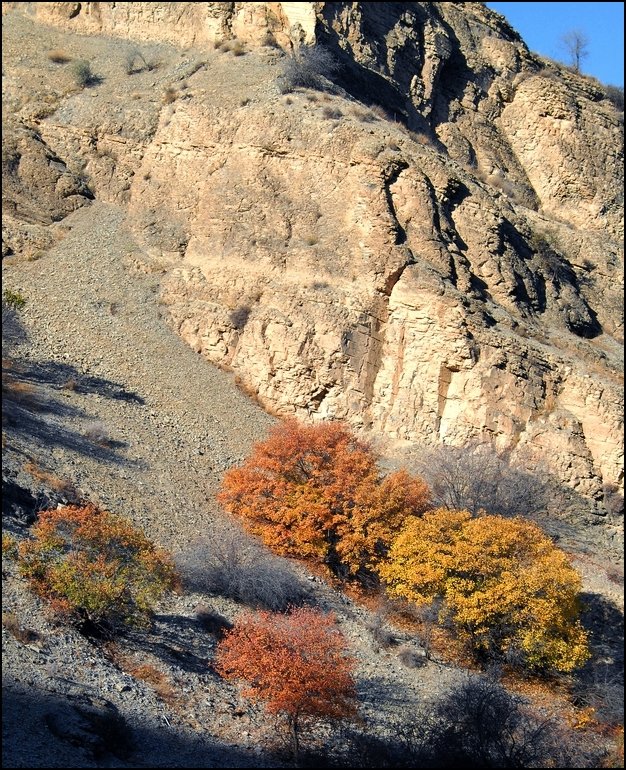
[3, 1, 621, 505]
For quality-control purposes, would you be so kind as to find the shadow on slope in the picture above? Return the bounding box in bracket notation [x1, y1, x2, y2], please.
[2, 681, 278, 768]
[573, 592, 624, 725]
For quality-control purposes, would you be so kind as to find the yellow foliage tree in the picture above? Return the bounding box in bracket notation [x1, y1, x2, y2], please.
[378, 509, 589, 672]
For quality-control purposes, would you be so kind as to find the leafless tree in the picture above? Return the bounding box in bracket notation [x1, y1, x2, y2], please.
[561, 29, 589, 73]
[408, 442, 548, 518]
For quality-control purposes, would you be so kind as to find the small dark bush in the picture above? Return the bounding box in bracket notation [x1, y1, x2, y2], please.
[3, 289, 26, 311]
[177, 523, 310, 611]
[229, 305, 251, 330]
[418, 675, 597, 768]
[71, 60, 95, 88]
[195, 605, 233, 637]
[603, 84, 624, 111]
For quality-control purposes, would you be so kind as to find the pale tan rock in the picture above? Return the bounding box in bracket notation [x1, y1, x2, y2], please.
[2, 2, 623, 506]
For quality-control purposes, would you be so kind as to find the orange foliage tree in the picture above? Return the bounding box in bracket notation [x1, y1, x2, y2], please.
[378, 509, 590, 673]
[17, 504, 179, 631]
[218, 419, 430, 577]
[215, 607, 357, 764]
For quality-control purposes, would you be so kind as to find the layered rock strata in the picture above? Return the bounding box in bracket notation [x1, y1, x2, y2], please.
[3, 2, 623, 503]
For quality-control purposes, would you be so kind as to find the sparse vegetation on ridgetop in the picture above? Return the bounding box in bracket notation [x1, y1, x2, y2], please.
[277, 44, 339, 93]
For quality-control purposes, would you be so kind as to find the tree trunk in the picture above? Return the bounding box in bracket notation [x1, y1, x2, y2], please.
[290, 715, 301, 768]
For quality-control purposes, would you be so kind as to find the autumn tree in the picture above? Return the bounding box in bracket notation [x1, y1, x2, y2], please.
[378, 509, 589, 673]
[218, 419, 431, 578]
[215, 607, 357, 765]
[17, 504, 179, 632]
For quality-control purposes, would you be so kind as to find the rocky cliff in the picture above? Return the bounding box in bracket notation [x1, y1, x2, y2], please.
[2, 2, 623, 507]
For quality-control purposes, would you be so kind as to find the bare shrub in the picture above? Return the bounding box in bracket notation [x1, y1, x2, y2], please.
[603, 84, 624, 112]
[83, 421, 110, 446]
[560, 29, 589, 74]
[229, 305, 251, 330]
[369, 104, 393, 121]
[365, 612, 396, 650]
[260, 30, 279, 48]
[418, 675, 597, 768]
[397, 645, 426, 668]
[348, 105, 375, 122]
[278, 44, 339, 92]
[410, 442, 548, 517]
[176, 522, 311, 611]
[71, 60, 95, 88]
[162, 87, 178, 104]
[2, 612, 41, 644]
[47, 49, 71, 64]
[409, 599, 441, 660]
[603, 482, 624, 518]
[574, 663, 625, 726]
[322, 106, 343, 120]
[123, 48, 153, 75]
[230, 40, 246, 57]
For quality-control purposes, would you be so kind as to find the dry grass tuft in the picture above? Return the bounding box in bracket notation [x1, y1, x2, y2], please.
[162, 87, 178, 105]
[47, 49, 72, 64]
[127, 662, 181, 707]
[23, 461, 76, 497]
[2, 612, 42, 645]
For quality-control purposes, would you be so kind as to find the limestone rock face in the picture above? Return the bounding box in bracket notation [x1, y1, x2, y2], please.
[2, 2, 623, 505]
[2, 120, 93, 258]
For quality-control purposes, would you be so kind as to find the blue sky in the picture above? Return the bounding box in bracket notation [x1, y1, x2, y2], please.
[487, 2, 624, 86]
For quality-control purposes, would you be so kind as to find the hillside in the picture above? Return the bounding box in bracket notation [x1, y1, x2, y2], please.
[2, 2, 624, 767]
